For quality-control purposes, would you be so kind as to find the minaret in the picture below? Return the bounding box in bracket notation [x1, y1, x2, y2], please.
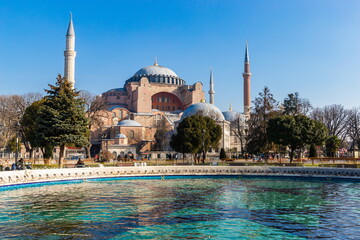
[64, 13, 76, 88]
[243, 41, 251, 118]
[209, 68, 215, 104]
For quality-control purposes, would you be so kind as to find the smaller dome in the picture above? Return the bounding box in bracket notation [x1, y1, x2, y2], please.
[180, 102, 225, 121]
[115, 134, 127, 139]
[117, 120, 142, 127]
[222, 110, 240, 122]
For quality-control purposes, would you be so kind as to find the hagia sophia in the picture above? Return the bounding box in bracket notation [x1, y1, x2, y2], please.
[64, 16, 251, 159]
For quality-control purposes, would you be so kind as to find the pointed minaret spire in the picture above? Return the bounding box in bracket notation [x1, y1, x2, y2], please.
[245, 40, 250, 63]
[64, 13, 76, 88]
[209, 68, 215, 104]
[66, 12, 75, 36]
[243, 41, 251, 119]
[154, 57, 158, 66]
[229, 103, 233, 111]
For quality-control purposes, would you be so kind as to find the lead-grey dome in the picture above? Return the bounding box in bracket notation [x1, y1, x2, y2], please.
[180, 102, 225, 121]
[125, 62, 185, 86]
[222, 110, 241, 122]
[134, 65, 178, 78]
[117, 120, 142, 127]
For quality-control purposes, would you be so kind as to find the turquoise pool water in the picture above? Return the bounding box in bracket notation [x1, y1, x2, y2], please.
[0, 177, 359, 239]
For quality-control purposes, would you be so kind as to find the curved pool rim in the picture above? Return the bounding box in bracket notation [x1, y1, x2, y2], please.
[1, 171, 360, 191]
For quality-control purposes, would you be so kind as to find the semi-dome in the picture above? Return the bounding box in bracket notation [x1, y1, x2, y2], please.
[222, 110, 241, 122]
[180, 102, 225, 121]
[115, 133, 127, 139]
[117, 120, 142, 127]
[125, 61, 185, 86]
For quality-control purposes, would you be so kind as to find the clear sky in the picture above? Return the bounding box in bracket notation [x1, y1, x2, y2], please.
[1, 0, 360, 112]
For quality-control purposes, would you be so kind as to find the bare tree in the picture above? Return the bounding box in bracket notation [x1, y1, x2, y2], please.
[311, 104, 348, 141]
[230, 115, 247, 155]
[346, 108, 360, 150]
[79, 90, 109, 158]
[0, 93, 42, 150]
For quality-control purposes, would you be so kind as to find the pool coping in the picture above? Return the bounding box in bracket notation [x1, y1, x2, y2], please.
[1, 165, 359, 189]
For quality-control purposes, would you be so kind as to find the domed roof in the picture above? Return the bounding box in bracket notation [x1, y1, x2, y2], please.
[134, 64, 178, 78]
[117, 120, 142, 127]
[180, 102, 225, 121]
[115, 133, 127, 139]
[222, 110, 241, 122]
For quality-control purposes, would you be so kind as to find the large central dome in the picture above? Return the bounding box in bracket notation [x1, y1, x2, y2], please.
[125, 61, 185, 86]
[134, 65, 178, 78]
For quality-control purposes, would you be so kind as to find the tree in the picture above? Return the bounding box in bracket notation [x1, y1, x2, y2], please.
[219, 148, 227, 160]
[282, 92, 312, 116]
[311, 104, 348, 141]
[0, 93, 42, 150]
[154, 119, 168, 150]
[325, 135, 341, 158]
[5, 137, 17, 153]
[100, 150, 114, 162]
[37, 75, 89, 167]
[246, 87, 279, 158]
[171, 115, 222, 163]
[267, 115, 327, 163]
[20, 100, 44, 158]
[230, 115, 247, 155]
[79, 90, 108, 157]
[347, 108, 360, 151]
[309, 144, 317, 158]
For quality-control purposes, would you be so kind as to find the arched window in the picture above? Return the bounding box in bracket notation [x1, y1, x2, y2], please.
[128, 130, 134, 139]
[151, 92, 184, 111]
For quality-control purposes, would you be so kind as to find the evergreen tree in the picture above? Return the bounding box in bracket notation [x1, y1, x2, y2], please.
[37, 75, 89, 167]
[325, 135, 341, 157]
[309, 144, 317, 158]
[171, 115, 222, 163]
[246, 87, 279, 158]
[219, 148, 227, 160]
[267, 114, 327, 162]
[20, 100, 49, 158]
[283, 92, 312, 116]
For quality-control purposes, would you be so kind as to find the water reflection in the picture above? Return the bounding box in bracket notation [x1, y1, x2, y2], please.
[0, 178, 359, 239]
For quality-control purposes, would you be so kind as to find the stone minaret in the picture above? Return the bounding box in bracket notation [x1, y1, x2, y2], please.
[209, 68, 215, 104]
[64, 13, 76, 88]
[243, 41, 251, 118]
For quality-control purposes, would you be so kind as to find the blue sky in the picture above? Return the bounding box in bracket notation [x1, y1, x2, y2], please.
[1, 0, 360, 112]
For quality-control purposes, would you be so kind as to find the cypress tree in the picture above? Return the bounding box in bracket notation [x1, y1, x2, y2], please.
[309, 144, 317, 158]
[219, 148, 227, 160]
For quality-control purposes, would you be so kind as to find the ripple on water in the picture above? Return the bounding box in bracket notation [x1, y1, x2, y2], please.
[0, 178, 359, 239]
